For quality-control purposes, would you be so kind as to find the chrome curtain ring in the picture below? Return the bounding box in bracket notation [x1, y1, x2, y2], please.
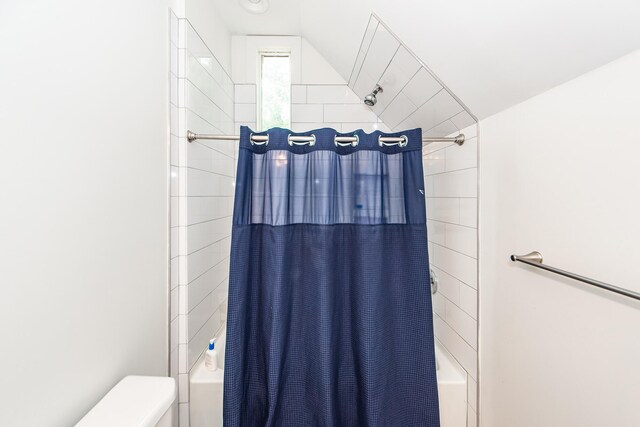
[378, 135, 408, 147]
[250, 133, 269, 145]
[288, 134, 316, 146]
[334, 134, 359, 147]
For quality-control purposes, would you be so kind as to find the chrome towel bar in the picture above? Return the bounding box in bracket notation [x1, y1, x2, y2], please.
[510, 251, 640, 301]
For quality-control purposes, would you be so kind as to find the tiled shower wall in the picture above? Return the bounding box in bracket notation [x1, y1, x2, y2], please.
[350, 15, 476, 137]
[234, 83, 387, 133]
[423, 124, 479, 427]
[170, 13, 235, 426]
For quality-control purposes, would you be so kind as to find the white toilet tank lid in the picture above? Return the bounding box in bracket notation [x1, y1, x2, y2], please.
[76, 375, 176, 427]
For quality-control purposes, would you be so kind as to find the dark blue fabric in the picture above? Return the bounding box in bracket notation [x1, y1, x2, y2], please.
[224, 126, 440, 427]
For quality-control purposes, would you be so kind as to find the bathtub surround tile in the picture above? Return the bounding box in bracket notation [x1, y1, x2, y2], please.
[306, 85, 361, 104]
[170, 318, 179, 352]
[445, 300, 477, 349]
[372, 47, 421, 116]
[171, 287, 179, 320]
[186, 168, 235, 197]
[179, 285, 188, 316]
[290, 122, 342, 132]
[433, 293, 446, 319]
[170, 348, 179, 379]
[179, 403, 190, 427]
[235, 103, 256, 122]
[171, 43, 178, 76]
[171, 258, 179, 289]
[170, 226, 179, 258]
[434, 316, 478, 379]
[427, 119, 459, 137]
[188, 307, 224, 370]
[187, 196, 234, 225]
[188, 259, 229, 312]
[276, 84, 382, 136]
[450, 111, 476, 132]
[170, 135, 179, 166]
[187, 142, 236, 177]
[187, 237, 231, 282]
[411, 90, 463, 132]
[188, 295, 216, 342]
[170, 198, 179, 227]
[429, 168, 477, 198]
[291, 104, 323, 122]
[171, 18, 236, 414]
[403, 68, 443, 108]
[291, 85, 307, 103]
[234, 84, 256, 103]
[426, 220, 445, 246]
[423, 122, 479, 422]
[459, 283, 478, 319]
[324, 104, 379, 123]
[179, 315, 188, 345]
[341, 122, 389, 132]
[423, 140, 453, 155]
[445, 223, 477, 258]
[187, 216, 233, 254]
[380, 92, 418, 129]
[459, 198, 478, 228]
[235, 121, 257, 131]
[432, 243, 477, 289]
[424, 151, 446, 176]
[352, 26, 400, 97]
[445, 136, 477, 172]
[435, 266, 460, 303]
[179, 374, 190, 403]
[179, 344, 188, 374]
[467, 377, 477, 411]
[468, 407, 477, 427]
[426, 197, 460, 224]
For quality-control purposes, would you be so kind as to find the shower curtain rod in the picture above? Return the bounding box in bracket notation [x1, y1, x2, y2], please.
[186, 130, 465, 146]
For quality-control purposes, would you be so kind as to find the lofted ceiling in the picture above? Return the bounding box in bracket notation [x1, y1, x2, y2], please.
[214, 0, 640, 119]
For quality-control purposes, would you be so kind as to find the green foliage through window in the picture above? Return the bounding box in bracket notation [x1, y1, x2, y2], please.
[260, 55, 291, 130]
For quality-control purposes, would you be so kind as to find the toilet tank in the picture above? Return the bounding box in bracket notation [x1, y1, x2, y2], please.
[76, 376, 177, 427]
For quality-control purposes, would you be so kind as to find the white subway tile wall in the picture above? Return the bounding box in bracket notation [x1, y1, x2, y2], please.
[424, 124, 478, 427]
[349, 15, 476, 138]
[235, 83, 386, 133]
[170, 15, 235, 426]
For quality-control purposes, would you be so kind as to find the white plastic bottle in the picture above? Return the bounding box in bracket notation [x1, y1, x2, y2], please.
[205, 338, 218, 371]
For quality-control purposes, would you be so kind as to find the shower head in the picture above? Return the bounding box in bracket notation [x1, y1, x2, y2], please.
[364, 85, 383, 107]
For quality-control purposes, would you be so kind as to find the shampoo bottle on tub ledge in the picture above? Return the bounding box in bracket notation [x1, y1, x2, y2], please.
[205, 338, 218, 371]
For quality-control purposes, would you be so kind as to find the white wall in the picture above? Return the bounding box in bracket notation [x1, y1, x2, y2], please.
[0, 1, 170, 426]
[169, 14, 234, 427]
[424, 126, 479, 427]
[480, 49, 640, 427]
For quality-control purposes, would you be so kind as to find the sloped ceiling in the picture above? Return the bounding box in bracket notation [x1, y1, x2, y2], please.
[214, 0, 640, 119]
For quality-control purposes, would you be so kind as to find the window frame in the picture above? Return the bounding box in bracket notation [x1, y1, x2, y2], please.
[257, 50, 291, 131]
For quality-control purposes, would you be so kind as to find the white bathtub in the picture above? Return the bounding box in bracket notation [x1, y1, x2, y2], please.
[190, 329, 467, 427]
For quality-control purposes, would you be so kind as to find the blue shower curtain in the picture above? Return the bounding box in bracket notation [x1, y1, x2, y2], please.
[224, 126, 440, 426]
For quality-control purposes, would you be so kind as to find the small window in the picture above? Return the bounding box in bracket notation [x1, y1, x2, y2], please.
[259, 53, 291, 130]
